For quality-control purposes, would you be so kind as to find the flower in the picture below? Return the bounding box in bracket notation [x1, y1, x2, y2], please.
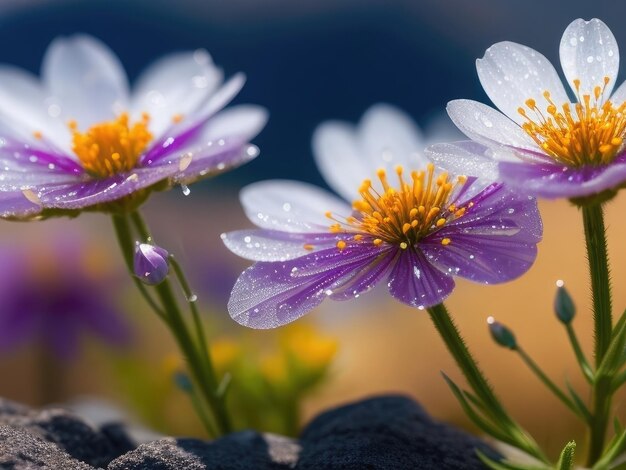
[0, 238, 131, 360]
[0, 35, 267, 219]
[437, 18, 626, 200]
[222, 104, 542, 329]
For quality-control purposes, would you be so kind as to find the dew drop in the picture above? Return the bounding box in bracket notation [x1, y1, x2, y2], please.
[181, 184, 191, 196]
[587, 55, 594, 63]
[188, 294, 198, 303]
[569, 37, 577, 46]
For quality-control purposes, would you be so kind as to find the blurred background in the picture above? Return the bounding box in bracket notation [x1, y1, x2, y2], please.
[1, 0, 626, 459]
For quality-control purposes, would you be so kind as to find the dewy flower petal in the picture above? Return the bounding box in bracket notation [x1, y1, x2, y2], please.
[224, 104, 542, 328]
[0, 35, 266, 220]
[441, 18, 626, 200]
[134, 243, 170, 285]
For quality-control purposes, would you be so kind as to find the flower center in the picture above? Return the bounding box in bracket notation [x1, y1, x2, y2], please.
[69, 113, 153, 178]
[518, 77, 626, 167]
[326, 164, 469, 250]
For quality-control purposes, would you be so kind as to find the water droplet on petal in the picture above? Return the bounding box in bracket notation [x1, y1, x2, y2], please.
[181, 184, 191, 196]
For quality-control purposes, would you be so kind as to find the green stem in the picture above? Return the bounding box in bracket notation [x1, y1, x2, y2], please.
[427, 303, 547, 463]
[582, 204, 612, 366]
[112, 212, 231, 436]
[566, 324, 594, 383]
[581, 204, 613, 465]
[516, 347, 584, 418]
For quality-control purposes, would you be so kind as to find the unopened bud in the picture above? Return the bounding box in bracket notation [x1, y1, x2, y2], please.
[487, 316, 517, 349]
[134, 242, 169, 285]
[554, 280, 576, 324]
[173, 371, 193, 393]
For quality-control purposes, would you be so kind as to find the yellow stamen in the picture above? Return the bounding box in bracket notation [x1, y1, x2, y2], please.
[172, 113, 184, 123]
[518, 76, 626, 167]
[70, 112, 153, 178]
[326, 164, 469, 250]
[336, 240, 347, 251]
[303, 244, 314, 251]
[33, 131, 43, 140]
[441, 238, 451, 246]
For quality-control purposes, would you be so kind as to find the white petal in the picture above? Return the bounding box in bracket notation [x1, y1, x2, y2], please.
[198, 105, 267, 143]
[358, 103, 426, 169]
[42, 35, 129, 127]
[240, 180, 352, 232]
[193, 73, 245, 120]
[559, 18, 619, 101]
[0, 66, 72, 153]
[610, 79, 626, 105]
[446, 99, 538, 150]
[426, 141, 499, 184]
[477, 41, 570, 124]
[131, 51, 223, 139]
[221, 230, 337, 262]
[312, 104, 427, 202]
[312, 121, 370, 202]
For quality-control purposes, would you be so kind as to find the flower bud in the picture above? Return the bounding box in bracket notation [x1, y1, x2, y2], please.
[134, 242, 169, 285]
[487, 316, 517, 349]
[554, 280, 576, 324]
[173, 371, 193, 393]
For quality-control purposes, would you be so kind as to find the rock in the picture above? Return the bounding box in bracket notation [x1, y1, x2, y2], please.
[0, 424, 95, 470]
[107, 431, 300, 470]
[0, 406, 130, 468]
[297, 395, 498, 470]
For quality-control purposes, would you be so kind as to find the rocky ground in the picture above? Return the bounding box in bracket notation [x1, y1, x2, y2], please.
[0, 395, 497, 469]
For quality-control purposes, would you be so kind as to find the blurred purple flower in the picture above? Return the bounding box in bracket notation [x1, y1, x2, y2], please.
[0, 35, 267, 219]
[435, 18, 626, 200]
[0, 240, 131, 360]
[222, 104, 542, 329]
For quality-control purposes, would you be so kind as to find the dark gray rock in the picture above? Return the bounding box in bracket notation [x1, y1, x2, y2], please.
[297, 395, 498, 470]
[107, 431, 300, 470]
[0, 408, 123, 468]
[0, 424, 94, 470]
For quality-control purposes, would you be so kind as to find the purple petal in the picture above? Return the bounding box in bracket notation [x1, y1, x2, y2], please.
[134, 243, 170, 285]
[329, 250, 396, 301]
[31, 162, 179, 210]
[0, 191, 43, 219]
[421, 185, 541, 284]
[221, 229, 342, 262]
[498, 153, 626, 199]
[228, 243, 388, 329]
[387, 248, 455, 308]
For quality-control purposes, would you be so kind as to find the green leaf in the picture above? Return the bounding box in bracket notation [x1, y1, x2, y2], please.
[556, 441, 575, 470]
[476, 449, 551, 470]
[441, 373, 511, 443]
[565, 380, 592, 424]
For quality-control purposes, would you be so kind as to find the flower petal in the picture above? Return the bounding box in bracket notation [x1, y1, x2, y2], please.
[477, 41, 570, 124]
[240, 180, 352, 233]
[221, 229, 341, 262]
[42, 35, 129, 127]
[141, 73, 246, 165]
[446, 99, 538, 150]
[0, 66, 72, 153]
[196, 105, 268, 144]
[228, 243, 386, 328]
[426, 141, 500, 182]
[312, 121, 370, 202]
[420, 185, 540, 284]
[559, 18, 619, 101]
[313, 104, 426, 201]
[498, 154, 626, 199]
[30, 162, 179, 210]
[0, 190, 47, 219]
[131, 51, 224, 140]
[387, 249, 455, 309]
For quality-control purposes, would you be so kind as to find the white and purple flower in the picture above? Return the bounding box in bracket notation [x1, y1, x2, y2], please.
[222, 104, 542, 329]
[437, 18, 626, 200]
[0, 35, 267, 219]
